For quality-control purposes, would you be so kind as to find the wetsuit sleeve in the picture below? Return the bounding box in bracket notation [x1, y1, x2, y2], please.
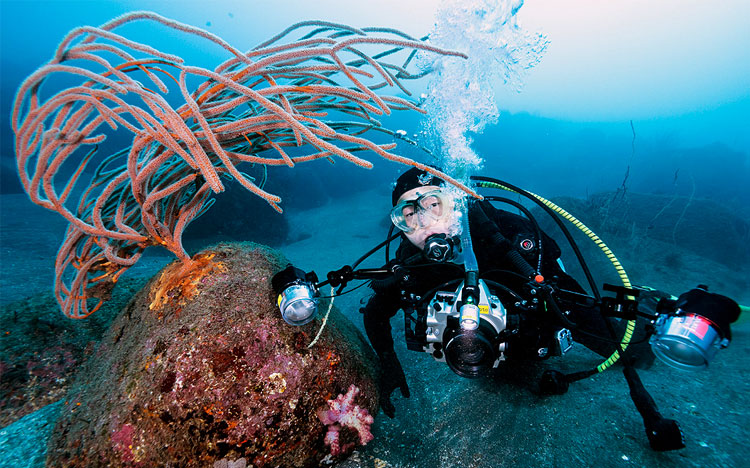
[361, 287, 401, 356]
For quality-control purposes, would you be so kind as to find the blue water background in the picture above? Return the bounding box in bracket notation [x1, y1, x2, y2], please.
[1, 2, 749, 467]
[2, 1, 748, 297]
[2, 0, 748, 201]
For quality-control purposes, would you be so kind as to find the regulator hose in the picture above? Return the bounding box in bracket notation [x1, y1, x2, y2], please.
[470, 199, 537, 278]
[471, 177, 635, 373]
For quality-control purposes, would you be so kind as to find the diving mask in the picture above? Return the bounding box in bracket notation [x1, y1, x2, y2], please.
[390, 189, 453, 233]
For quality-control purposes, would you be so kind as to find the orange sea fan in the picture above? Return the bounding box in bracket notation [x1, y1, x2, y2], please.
[12, 11, 474, 319]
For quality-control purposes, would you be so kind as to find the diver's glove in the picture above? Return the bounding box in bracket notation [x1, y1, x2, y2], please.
[669, 286, 741, 340]
[377, 351, 410, 418]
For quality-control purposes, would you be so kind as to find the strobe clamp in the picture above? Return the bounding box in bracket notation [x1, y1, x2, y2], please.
[601, 283, 641, 320]
[326, 265, 355, 289]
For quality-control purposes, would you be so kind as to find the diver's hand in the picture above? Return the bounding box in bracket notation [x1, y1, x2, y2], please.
[377, 351, 410, 418]
[672, 286, 741, 339]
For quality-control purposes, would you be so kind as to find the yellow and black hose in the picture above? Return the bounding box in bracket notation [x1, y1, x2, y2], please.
[472, 177, 635, 373]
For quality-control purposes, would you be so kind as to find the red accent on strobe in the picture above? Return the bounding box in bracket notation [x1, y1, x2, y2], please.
[686, 314, 711, 340]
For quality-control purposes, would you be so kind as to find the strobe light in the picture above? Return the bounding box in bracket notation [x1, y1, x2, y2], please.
[650, 286, 740, 371]
[271, 265, 319, 326]
[650, 314, 725, 371]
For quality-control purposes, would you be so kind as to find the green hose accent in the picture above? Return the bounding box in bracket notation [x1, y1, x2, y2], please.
[738, 304, 750, 324]
[475, 180, 635, 372]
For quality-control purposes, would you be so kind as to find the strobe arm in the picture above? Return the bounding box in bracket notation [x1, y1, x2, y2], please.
[321, 264, 406, 291]
[272, 262, 407, 326]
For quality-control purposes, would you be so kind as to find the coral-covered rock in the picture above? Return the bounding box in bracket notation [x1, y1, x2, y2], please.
[46, 243, 378, 467]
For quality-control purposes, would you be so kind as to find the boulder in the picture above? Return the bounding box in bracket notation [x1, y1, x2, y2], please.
[46, 242, 378, 467]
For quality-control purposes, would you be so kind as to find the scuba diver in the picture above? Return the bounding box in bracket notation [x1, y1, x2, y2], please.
[272, 166, 743, 452]
[362, 167, 639, 416]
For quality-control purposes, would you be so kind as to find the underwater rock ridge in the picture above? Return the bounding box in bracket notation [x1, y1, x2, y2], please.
[46, 242, 378, 467]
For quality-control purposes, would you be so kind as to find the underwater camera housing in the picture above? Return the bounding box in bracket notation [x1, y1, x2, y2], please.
[650, 285, 740, 371]
[271, 265, 320, 326]
[423, 280, 507, 378]
[405, 279, 574, 379]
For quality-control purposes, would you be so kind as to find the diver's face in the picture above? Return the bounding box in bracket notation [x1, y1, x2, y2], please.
[395, 186, 457, 250]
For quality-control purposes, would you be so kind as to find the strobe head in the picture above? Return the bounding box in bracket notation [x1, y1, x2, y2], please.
[271, 264, 319, 326]
[650, 286, 740, 371]
[650, 314, 722, 371]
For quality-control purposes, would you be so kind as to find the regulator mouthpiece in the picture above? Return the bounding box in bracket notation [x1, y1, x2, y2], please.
[272, 265, 319, 326]
[423, 233, 461, 263]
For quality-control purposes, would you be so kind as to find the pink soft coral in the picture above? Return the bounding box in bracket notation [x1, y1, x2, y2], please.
[317, 384, 374, 455]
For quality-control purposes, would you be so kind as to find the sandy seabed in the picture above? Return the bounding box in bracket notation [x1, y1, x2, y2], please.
[1, 189, 748, 468]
